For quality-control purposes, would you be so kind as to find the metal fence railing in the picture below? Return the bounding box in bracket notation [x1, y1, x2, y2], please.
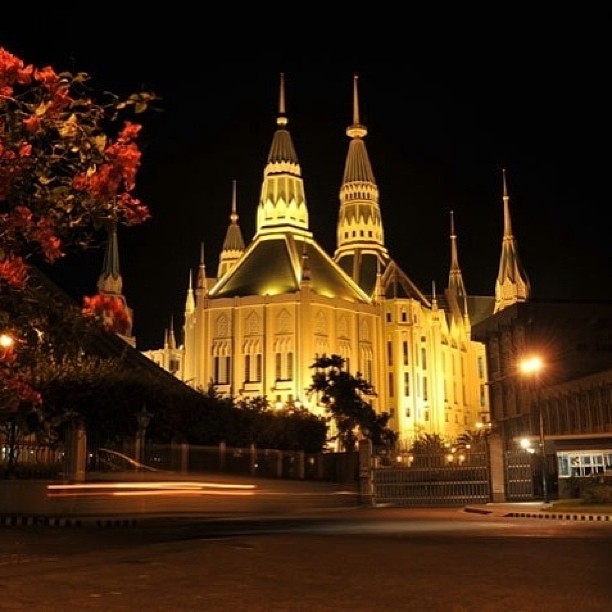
[0, 441, 65, 479]
[505, 449, 536, 500]
[83, 441, 359, 484]
[372, 452, 491, 507]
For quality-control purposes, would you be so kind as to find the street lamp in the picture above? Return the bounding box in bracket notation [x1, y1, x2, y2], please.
[0, 332, 15, 360]
[134, 405, 152, 468]
[519, 356, 549, 503]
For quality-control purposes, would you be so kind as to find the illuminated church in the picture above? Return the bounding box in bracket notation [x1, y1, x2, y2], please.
[141, 74, 531, 448]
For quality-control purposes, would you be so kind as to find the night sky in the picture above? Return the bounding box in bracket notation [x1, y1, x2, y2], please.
[2, 15, 609, 350]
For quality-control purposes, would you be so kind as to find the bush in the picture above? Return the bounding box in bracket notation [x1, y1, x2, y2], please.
[581, 476, 612, 503]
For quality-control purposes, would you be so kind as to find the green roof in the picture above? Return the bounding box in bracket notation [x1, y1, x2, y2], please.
[211, 235, 369, 302]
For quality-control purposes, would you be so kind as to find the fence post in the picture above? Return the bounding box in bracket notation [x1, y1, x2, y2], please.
[488, 432, 506, 502]
[297, 451, 305, 480]
[358, 439, 374, 506]
[64, 424, 87, 483]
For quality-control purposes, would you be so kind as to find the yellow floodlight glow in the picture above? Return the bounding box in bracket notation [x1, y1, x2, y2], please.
[519, 356, 543, 375]
[0, 333, 15, 348]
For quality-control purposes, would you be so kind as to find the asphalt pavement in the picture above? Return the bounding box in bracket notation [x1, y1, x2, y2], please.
[2, 476, 612, 527]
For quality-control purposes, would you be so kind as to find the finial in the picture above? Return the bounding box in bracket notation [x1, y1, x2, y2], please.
[346, 73, 367, 139]
[277, 72, 287, 127]
[231, 180, 238, 222]
[501, 168, 513, 238]
[353, 73, 360, 125]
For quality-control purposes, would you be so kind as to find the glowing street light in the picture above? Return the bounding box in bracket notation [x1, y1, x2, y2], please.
[0, 332, 15, 360]
[519, 355, 548, 503]
[519, 356, 543, 377]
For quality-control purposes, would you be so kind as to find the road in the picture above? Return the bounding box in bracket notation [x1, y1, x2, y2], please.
[1, 507, 611, 611]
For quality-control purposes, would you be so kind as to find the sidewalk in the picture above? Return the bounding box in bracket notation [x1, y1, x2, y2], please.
[464, 500, 612, 522]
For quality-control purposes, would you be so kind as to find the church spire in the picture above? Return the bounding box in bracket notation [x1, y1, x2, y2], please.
[218, 179, 246, 278]
[168, 315, 176, 350]
[494, 168, 530, 313]
[334, 74, 388, 297]
[97, 221, 122, 295]
[89, 221, 134, 344]
[447, 210, 467, 303]
[185, 270, 195, 315]
[256, 73, 310, 237]
[196, 241, 208, 296]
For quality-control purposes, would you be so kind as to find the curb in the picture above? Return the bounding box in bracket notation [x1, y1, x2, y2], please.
[0, 515, 138, 528]
[505, 511, 612, 522]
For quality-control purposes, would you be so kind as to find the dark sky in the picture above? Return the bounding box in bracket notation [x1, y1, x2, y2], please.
[2, 15, 609, 350]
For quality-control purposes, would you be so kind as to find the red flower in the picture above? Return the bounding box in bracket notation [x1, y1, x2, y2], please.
[82, 293, 132, 335]
[0, 256, 28, 288]
[33, 65, 58, 85]
[0, 47, 33, 91]
[22, 115, 40, 134]
[118, 121, 142, 142]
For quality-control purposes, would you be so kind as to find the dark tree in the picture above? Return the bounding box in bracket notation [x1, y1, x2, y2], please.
[307, 354, 397, 452]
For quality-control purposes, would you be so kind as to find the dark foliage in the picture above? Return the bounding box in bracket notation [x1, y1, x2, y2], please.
[307, 354, 397, 452]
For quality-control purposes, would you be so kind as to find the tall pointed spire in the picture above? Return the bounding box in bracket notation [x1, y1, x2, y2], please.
[494, 168, 530, 313]
[208, 73, 371, 306]
[256, 73, 310, 237]
[168, 315, 176, 350]
[196, 242, 208, 296]
[218, 179, 246, 278]
[185, 270, 195, 315]
[91, 221, 134, 344]
[97, 221, 122, 295]
[334, 74, 388, 297]
[447, 210, 467, 303]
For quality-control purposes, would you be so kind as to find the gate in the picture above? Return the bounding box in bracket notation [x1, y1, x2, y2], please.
[372, 452, 490, 507]
[505, 449, 535, 500]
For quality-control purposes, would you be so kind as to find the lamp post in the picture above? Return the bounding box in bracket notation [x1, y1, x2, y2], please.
[519, 356, 548, 504]
[134, 405, 152, 469]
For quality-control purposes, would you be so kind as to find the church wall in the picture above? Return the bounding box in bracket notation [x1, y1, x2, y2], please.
[188, 291, 381, 418]
[376, 297, 490, 448]
[156, 288, 490, 450]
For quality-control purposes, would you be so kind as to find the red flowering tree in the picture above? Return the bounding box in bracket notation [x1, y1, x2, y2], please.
[82, 293, 132, 336]
[0, 46, 157, 456]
